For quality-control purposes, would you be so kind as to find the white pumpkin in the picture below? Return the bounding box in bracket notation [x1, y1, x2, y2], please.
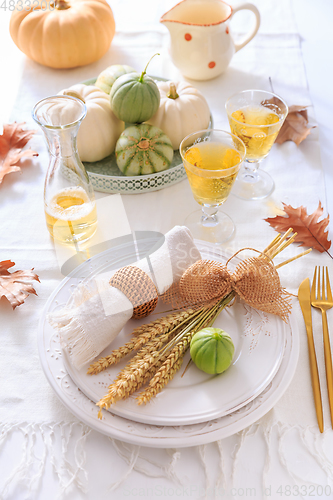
[58, 84, 124, 162]
[146, 81, 210, 150]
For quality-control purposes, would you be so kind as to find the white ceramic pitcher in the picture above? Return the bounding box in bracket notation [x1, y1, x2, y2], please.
[160, 0, 260, 80]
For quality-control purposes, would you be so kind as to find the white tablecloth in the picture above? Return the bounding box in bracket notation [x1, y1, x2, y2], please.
[1, 0, 333, 498]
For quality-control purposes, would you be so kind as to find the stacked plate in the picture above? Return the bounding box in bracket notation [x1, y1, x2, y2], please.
[38, 238, 299, 448]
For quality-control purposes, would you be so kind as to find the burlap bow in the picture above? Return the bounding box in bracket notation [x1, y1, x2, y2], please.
[163, 250, 292, 322]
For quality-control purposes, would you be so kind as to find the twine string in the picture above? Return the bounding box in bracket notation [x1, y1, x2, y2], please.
[225, 247, 274, 266]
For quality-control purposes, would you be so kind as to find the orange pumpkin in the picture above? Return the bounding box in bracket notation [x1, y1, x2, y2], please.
[9, 0, 115, 69]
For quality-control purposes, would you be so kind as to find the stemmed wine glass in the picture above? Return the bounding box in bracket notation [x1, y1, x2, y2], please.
[180, 129, 246, 244]
[225, 90, 288, 200]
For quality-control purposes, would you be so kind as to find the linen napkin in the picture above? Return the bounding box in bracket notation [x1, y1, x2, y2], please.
[48, 226, 201, 368]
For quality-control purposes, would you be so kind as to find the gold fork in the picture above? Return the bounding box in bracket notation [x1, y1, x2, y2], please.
[311, 266, 333, 428]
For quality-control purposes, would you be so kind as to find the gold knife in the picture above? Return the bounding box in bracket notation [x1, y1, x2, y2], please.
[298, 278, 324, 433]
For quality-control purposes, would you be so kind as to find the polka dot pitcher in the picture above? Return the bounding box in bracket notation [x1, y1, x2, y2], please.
[160, 0, 260, 80]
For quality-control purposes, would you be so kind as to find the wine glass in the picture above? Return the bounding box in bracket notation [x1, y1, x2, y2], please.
[225, 90, 288, 200]
[180, 129, 246, 244]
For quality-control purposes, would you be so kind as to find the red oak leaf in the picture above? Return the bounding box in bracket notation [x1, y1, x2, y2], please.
[264, 202, 332, 258]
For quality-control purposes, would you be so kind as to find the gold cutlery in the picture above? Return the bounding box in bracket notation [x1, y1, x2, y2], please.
[298, 278, 324, 432]
[311, 266, 333, 428]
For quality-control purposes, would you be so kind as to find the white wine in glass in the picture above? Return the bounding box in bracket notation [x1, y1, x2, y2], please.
[180, 129, 246, 244]
[226, 90, 288, 200]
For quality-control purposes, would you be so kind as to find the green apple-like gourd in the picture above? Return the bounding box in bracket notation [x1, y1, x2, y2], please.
[115, 123, 173, 176]
[95, 64, 136, 94]
[110, 54, 160, 124]
[190, 328, 234, 375]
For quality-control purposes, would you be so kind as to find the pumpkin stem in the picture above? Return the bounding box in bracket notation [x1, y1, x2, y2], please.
[54, 0, 70, 9]
[139, 53, 160, 83]
[167, 82, 179, 100]
[62, 90, 85, 104]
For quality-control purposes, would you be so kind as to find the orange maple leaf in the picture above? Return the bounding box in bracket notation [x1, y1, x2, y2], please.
[0, 122, 39, 185]
[264, 202, 332, 258]
[0, 260, 40, 309]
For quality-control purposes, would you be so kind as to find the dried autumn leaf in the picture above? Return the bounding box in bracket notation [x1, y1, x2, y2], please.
[262, 92, 316, 146]
[0, 260, 40, 309]
[0, 122, 39, 185]
[264, 202, 332, 258]
[275, 105, 316, 146]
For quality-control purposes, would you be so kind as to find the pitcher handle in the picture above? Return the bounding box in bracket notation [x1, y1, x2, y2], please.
[231, 3, 261, 53]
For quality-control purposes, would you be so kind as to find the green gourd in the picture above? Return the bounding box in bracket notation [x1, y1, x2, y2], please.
[95, 64, 136, 94]
[190, 328, 234, 375]
[115, 123, 173, 176]
[110, 54, 160, 124]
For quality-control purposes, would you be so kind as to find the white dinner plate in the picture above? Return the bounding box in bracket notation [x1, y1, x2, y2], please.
[39, 238, 295, 436]
[38, 261, 299, 447]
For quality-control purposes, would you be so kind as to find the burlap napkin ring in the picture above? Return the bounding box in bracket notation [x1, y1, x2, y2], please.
[110, 266, 158, 319]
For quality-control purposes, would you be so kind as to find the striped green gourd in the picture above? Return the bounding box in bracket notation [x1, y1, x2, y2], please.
[109, 54, 160, 123]
[115, 124, 173, 176]
[190, 328, 234, 375]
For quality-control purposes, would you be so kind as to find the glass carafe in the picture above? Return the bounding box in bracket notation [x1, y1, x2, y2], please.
[32, 95, 97, 246]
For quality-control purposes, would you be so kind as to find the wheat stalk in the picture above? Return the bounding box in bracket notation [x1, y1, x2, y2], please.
[137, 358, 185, 406]
[97, 294, 234, 417]
[96, 325, 188, 414]
[97, 324, 191, 416]
[97, 347, 175, 419]
[113, 328, 182, 380]
[263, 228, 313, 269]
[97, 353, 158, 417]
[136, 332, 192, 405]
[88, 309, 196, 375]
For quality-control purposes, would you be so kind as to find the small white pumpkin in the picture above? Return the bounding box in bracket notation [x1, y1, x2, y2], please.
[58, 84, 124, 162]
[146, 81, 211, 150]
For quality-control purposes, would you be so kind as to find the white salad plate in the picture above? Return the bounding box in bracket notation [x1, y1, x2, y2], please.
[38, 238, 299, 447]
[62, 294, 285, 427]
